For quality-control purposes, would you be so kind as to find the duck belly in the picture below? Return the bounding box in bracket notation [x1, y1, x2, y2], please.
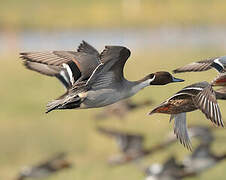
[81, 89, 125, 108]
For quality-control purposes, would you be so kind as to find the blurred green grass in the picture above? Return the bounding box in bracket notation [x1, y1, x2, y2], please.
[1, 0, 226, 30]
[1, 48, 226, 180]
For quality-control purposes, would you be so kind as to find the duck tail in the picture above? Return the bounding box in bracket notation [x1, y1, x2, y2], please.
[46, 93, 81, 113]
[45, 92, 68, 113]
[148, 103, 165, 115]
[148, 107, 158, 115]
[46, 98, 65, 113]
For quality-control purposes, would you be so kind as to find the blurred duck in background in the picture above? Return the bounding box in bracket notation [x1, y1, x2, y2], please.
[182, 125, 226, 175]
[16, 153, 72, 180]
[183, 143, 226, 174]
[149, 81, 223, 150]
[144, 125, 225, 180]
[95, 99, 152, 120]
[97, 127, 175, 165]
[145, 156, 195, 180]
[20, 41, 184, 113]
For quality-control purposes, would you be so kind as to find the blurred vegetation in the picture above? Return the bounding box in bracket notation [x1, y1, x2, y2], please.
[1, 48, 226, 180]
[1, 0, 226, 30]
[1, 0, 226, 179]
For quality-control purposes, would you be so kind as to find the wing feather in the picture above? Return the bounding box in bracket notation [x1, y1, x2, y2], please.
[171, 113, 192, 151]
[193, 85, 224, 127]
[173, 58, 216, 73]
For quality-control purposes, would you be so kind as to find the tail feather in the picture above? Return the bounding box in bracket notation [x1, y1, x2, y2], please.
[46, 94, 81, 113]
[46, 99, 65, 113]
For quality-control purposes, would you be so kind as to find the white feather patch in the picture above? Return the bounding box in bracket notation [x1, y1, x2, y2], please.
[63, 63, 74, 85]
[214, 58, 224, 69]
[59, 70, 70, 84]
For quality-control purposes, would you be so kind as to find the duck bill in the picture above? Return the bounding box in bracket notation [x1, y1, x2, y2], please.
[172, 77, 184, 83]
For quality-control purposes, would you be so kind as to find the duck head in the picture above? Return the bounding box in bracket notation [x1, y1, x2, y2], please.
[145, 71, 184, 85]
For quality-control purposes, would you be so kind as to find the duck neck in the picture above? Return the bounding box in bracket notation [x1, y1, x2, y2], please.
[126, 79, 151, 97]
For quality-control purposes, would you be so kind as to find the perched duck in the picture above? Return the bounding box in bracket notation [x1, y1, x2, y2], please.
[95, 99, 152, 120]
[21, 43, 184, 113]
[97, 127, 175, 165]
[149, 81, 223, 150]
[16, 153, 72, 180]
[145, 156, 195, 180]
[173, 56, 226, 74]
[183, 143, 226, 174]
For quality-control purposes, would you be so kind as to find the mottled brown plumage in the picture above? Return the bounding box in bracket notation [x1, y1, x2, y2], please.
[149, 81, 223, 150]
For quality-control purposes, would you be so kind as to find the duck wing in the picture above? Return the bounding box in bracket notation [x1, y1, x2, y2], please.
[193, 85, 224, 127]
[77, 40, 99, 57]
[23, 61, 73, 89]
[170, 113, 192, 151]
[173, 58, 216, 73]
[85, 46, 131, 89]
[20, 42, 101, 89]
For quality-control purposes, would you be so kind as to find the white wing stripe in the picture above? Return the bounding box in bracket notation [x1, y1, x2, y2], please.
[63, 63, 74, 85]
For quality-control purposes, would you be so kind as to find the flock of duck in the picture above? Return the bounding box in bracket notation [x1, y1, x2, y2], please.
[15, 125, 226, 180]
[20, 41, 226, 150]
[98, 125, 226, 180]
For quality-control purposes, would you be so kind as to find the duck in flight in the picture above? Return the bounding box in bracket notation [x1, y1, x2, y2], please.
[173, 56, 226, 74]
[16, 153, 71, 180]
[97, 127, 176, 165]
[20, 41, 184, 113]
[149, 81, 224, 150]
[145, 156, 196, 180]
[173, 56, 226, 87]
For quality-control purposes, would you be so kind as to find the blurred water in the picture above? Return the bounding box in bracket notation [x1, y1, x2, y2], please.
[1, 26, 226, 54]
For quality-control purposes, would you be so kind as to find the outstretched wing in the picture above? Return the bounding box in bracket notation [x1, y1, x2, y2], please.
[24, 61, 74, 89]
[99, 46, 131, 77]
[193, 85, 224, 127]
[173, 58, 216, 73]
[171, 113, 192, 151]
[77, 40, 99, 57]
[85, 46, 131, 88]
[20, 40, 103, 89]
